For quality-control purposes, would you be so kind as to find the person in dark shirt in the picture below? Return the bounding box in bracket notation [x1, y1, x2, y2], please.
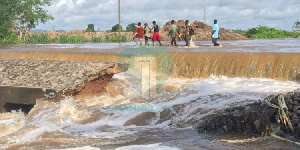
[151, 21, 162, 46]
[184, 20, 192, 47]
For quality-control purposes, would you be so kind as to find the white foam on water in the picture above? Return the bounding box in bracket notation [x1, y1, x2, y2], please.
[53, 146, 101, 150]
[156, 76, 299, 107]
[115, 143, 181, 150]
[6, 121, 63, 143]
[0, 111, 26, 137]
[218, 137, 264, 143]
[189, 40, 198, 48]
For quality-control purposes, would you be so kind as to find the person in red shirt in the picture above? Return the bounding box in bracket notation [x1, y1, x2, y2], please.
[133, 22, 144, 46]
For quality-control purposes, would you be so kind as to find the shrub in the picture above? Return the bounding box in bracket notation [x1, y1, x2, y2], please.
[91, 37, 103, 43]
[245, 26, 298, 39]
[103, 35, 128, 43]
[56, 35, 88, 44]
[25, 34, 51, 44]
[0, 27, 21, 44]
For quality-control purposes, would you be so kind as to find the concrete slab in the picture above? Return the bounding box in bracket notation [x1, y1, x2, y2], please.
[0, 59, 128, 112]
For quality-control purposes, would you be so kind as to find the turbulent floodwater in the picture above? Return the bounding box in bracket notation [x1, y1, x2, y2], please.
[0, 76, 300, 149]
[0, 39, 300, 149]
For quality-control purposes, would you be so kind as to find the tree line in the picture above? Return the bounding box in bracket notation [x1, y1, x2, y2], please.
[86, 23, 137, 32]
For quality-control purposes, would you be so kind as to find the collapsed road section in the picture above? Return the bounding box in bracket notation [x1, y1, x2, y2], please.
[0, 59, 128, 113]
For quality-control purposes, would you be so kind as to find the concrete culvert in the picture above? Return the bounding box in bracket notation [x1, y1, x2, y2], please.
[3, 102, 34, 114]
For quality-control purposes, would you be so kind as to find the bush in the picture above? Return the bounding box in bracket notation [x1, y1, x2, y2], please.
[56, 35, 89, 44]
[0, 33, 20, 44]
[104, 35, 128, 43]
[25, 34, 51, 44]
[232, 29, 247, 37]
[91, 37, 103, 43]
[245, 26, 298, 39]
[0, 27, 21, 44]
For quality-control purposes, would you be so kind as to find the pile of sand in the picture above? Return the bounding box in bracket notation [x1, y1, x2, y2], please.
[159, 20, 248, 41]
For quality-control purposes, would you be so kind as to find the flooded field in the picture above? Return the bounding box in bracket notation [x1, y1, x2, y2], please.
[0, 39, 300, 149]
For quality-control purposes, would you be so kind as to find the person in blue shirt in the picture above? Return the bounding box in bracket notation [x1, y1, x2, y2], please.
[211, 19, 220, 46]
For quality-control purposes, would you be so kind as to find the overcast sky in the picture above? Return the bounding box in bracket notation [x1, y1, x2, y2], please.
[37, 0, 300, 31]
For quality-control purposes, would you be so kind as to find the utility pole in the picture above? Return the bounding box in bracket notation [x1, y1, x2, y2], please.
[118, 0, 121, 44]
[52, 26, 56, 31]
[203, 8, 206, 24]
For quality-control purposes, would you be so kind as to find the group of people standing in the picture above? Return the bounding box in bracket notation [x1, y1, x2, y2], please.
[133, 19, 220, 47]
[134, 21, 162, 46]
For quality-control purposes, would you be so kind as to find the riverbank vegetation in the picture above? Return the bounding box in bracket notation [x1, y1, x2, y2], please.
[233, 26, 300, 39]
[23, 34, 129, 44]
[0, 0, 53, 44]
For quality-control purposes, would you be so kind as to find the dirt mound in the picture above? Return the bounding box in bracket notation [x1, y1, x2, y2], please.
[159, 20, 248, 41]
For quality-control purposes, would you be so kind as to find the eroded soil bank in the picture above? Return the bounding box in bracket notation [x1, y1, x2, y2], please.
[197, 90, 300, 140]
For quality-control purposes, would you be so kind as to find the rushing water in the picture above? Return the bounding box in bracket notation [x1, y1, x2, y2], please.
[0, 39, 300, 149]
[0, 76, 300, 149]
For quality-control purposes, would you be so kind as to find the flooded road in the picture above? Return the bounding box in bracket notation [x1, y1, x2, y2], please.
[0, 39, 300, 149]
[0, 39, 299, 54]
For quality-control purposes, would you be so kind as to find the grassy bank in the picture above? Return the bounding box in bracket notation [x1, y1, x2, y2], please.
[233, 26, 300, 39]
[1, 34, 129, 44]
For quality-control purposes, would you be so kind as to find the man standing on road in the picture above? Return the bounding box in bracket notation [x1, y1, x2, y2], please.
[134, 22, 144, 46]
[144, 23, 151, 46]
[169, 20, 179, 47]
[184, 20, 192, 47]
[151, 21, 163, 46]
[212, 19, 220, 46]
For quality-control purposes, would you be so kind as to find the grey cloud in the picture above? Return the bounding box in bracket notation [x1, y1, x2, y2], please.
[37, 0, 300, 31]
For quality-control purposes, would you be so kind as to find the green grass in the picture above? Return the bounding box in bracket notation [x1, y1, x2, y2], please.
[56, 35, 89, 44]
[1, 32, 130, 44]
[91, 37, 103, 43]
[0, 33, 20, 44]
[0, 27, 21, 44]
[57, 35, 128, 44]
[105, 35, 128, 43]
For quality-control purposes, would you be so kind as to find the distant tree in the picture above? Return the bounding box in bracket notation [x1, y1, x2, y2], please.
[0, 1, 15, 28]
[14, 0, 54, 40]
[111, 24, 122, 32]
[126, 23, 136, 32]
[245, 27, 258, 38]
[293, 21, 300, 31]
[86, 24, 95, 32]
[0, 0, 53, 42]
